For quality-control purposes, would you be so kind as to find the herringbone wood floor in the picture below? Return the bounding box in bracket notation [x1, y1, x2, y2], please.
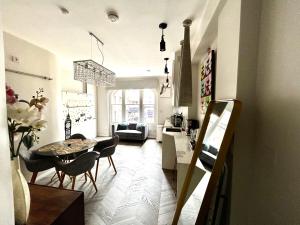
[37, 139, 177, 225]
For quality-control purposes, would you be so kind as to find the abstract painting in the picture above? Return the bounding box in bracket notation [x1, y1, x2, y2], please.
[200, 50, 216, 113]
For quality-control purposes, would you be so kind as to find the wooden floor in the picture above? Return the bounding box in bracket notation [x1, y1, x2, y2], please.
[36, 139, 177, 225]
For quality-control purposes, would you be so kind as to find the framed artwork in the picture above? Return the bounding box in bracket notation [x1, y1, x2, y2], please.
[200, 49, 216, 114]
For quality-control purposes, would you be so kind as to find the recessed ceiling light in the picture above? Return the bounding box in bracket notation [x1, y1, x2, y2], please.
[107, 11, 119, 22]
[59, 6, 69, 15]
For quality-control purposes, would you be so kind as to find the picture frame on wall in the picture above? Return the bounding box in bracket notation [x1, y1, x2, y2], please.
[200, 49, 216, 114]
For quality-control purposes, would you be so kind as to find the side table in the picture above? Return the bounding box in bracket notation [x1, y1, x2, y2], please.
[27, 184, 84, 225]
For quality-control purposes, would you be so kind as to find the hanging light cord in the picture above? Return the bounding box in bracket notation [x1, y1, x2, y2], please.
[96, 40, 104, 65]
[89, 32, 105, 65]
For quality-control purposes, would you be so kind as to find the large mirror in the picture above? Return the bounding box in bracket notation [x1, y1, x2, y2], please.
[172, 100, 241, 225]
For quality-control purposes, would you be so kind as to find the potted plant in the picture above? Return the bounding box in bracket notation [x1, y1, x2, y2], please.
[6, 84, 48, 224]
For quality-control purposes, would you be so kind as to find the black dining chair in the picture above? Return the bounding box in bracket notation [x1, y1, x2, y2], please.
[93, 135, 119, 181]
[54, 151, 100, 192]
[69, 133, 86, 140]
[19, 149, 59, 184]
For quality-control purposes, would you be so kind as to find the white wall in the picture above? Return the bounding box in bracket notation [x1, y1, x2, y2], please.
[215, 0, 241, 99]
[60, 66, 97, 139]
[4, 33, 64, 148]
[0, 15, 15, 225]
[230, 0, 261, 224]
[97, 86, 110, 136]
[250, 0, 300, 224]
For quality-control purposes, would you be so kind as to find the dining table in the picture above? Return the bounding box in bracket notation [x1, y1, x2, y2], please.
[34, 138, 98, 157]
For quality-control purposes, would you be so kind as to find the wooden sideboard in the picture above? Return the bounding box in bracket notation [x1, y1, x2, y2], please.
[27, 184, 84, 225]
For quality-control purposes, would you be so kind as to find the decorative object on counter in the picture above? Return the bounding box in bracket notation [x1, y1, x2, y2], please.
[160, 57, 171, 95]
[74, 32, 115, 86]
[159, 22, 167, 51]
[6, 84, 48, 225]
[65, 113, 72, 140]
[200, 48, 216, 114]
[188, 119, 199, 150]
[186, 119, 199, 136]
[178, 19, 193, 106]
[171, 113, 184, 127]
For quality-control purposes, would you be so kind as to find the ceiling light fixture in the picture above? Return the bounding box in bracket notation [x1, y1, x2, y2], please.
[59, 6, 69, 15]
[107, 11, 119, 22]
[73, 32, 116, 86]
[159, 22, 167, 52]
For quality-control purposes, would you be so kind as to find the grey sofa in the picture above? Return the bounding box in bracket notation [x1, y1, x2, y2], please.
[112, 123, 148, 141]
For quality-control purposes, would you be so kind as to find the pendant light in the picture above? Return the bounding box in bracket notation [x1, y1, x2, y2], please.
[160, 58, 170, 95]
[159, 23, 167, 51]
[73, 32, 116, 86]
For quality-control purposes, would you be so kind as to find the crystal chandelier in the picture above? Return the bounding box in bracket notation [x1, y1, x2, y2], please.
[74, 32, 116, 86]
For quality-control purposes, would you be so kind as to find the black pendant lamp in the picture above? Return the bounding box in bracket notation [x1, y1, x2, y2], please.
[159, 23, 167, 51]
[160, 58, 170, 95]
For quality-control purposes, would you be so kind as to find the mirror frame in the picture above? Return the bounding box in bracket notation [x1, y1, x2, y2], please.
[172, 99, 242, 225]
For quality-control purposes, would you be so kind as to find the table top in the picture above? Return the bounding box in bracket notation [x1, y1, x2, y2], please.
[34, 138, 97, 156]
[27, 184, 84, 225]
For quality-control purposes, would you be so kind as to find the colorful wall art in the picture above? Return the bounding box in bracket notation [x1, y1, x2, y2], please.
[200, 49, 216, 114]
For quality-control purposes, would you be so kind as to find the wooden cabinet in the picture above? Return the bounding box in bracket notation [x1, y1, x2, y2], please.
[27, 184, 84, 225]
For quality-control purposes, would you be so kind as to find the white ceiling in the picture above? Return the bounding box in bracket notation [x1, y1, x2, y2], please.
[1, 0, 207, 77]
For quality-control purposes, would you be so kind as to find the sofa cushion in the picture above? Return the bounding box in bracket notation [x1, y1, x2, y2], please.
[115, 130, 142, 140]
[117, 124, 128, 130]
[136, 123, 145, 132]
[115, 130, 142, 135]
[128, 123, 137, 130]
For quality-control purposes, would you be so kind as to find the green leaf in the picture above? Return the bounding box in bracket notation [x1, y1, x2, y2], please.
[16, 126, 31, 132]
[22, 135, 34, 150]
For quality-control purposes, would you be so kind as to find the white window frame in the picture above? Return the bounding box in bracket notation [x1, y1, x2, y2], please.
[109, 89, 156, 124]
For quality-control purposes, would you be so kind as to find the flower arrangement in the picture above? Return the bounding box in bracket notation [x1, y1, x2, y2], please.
[6, 85, 49, 159]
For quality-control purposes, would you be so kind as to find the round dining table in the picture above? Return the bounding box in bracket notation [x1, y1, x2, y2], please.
[34, 139, 97, 157]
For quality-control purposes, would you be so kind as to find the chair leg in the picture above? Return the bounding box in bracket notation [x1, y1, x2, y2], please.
[88, 170, 98, 192]
[84, 173, 87, 182]
[59, 172, 65, 189]
[56, 169, 61, 182]
[95, 159, 100, 181]
[109, 156, 117, 174]
[71, 176, 76, 190]
[108, 157, 111, 166]
[30, 172, 38, 184]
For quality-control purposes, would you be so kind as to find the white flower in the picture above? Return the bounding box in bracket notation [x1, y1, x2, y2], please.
[7, 102, 42, 126]
[31, 119, 47, 130]
[7, 102, 30, 123]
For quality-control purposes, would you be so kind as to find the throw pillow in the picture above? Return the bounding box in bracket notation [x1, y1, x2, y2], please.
[117, 124, 128, 130]
[128, 123, 137, 130]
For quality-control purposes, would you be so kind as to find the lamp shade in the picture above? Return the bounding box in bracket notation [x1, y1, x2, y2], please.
[160, 36, 166, 51]
[178, 19, 193, 106]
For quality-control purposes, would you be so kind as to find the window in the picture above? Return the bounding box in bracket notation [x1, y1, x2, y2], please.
[110, 89, 156, 124]
[125, 90, 140, 122]
[111, 90, 122, 123]
[143, 89, 155, 123]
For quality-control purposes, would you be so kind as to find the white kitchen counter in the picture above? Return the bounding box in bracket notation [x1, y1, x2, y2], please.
[162, 128, 207, 197]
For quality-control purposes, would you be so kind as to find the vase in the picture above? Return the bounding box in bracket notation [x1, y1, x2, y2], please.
[11, 157, 31, 225]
